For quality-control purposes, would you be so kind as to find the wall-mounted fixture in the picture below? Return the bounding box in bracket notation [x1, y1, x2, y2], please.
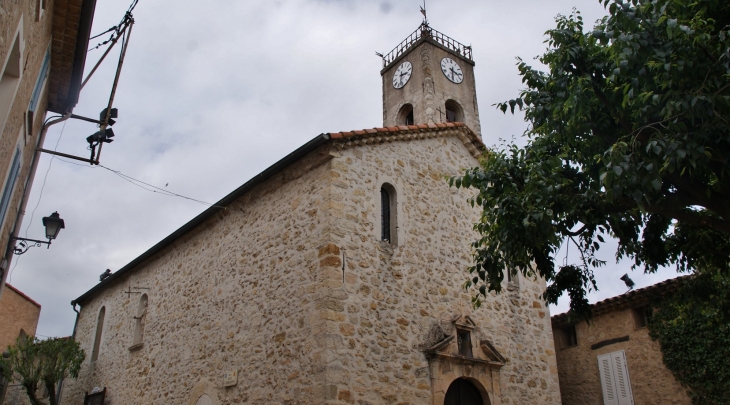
[10, 211, 65, 255]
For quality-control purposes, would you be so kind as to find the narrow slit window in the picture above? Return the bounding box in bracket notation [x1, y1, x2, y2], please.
[381, 187, 390, 242]
[92, 306, 105, 361]
[380, 183, 397, 245]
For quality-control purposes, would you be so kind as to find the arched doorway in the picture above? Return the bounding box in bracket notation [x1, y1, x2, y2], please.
[444, 378, 484, 405]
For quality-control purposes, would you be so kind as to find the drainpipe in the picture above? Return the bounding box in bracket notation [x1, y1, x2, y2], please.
[57, 301, 81, 404]
[1, 113, 71, 292]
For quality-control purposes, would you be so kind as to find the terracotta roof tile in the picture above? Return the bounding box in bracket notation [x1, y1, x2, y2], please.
[551, 275, 690, 325]
[325, 122, 487, 154]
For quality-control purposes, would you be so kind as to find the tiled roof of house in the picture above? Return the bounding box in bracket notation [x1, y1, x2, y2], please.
[551, 275, 690, 326]
[4, 283, 41, 308]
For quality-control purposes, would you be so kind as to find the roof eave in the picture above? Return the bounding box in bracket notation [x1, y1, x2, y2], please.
[72, 133, 331, 306]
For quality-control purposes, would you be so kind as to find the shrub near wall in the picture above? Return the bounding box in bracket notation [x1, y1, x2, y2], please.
[648, 272, 730, 405]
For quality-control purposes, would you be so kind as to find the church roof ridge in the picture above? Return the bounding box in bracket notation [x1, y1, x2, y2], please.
[72, 123, 485, 306]
[328, 122, 486, 157]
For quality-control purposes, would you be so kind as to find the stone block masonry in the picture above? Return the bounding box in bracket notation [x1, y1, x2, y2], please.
[62, 129, 561, 405]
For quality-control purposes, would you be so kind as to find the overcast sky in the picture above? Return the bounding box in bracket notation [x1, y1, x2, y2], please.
[8, 0, 682, 338]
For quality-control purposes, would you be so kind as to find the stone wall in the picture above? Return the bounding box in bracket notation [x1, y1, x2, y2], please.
[323, 133, 559, 405]
[61, 144, 336, 405]
[553, 307, 691, 405]
[62, 130, 560, 405]
[0, 0, 54, 294]
[0, 284, 40, 349]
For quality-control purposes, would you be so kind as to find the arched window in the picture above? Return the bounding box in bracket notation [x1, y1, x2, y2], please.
[444, 378, 485, 405]
[397, 104, 414, 125]
[445, 99, 463, 123]
[91, 306, 105, 362]
[132, 294, 148, 347]
[380, 183, 397, 245]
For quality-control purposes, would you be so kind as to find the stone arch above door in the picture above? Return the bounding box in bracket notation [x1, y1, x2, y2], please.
[444, 378, 491, 405]
[424, 315, 504, 405]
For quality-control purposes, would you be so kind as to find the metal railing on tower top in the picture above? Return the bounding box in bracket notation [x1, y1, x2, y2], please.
[381, 23, 472, 68]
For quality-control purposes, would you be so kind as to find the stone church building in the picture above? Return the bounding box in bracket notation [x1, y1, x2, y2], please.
[61, 23, 561, 405]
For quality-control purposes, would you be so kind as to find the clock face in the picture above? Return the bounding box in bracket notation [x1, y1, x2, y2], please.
[441, 57, 464, 83]
[392, 61, 413, 89]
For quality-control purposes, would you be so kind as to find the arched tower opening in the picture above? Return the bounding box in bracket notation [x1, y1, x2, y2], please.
[397, 103, 414, 125]
[445, 99, 463, 123]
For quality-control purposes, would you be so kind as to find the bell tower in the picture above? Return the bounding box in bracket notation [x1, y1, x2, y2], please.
[380, 22, 481, 138]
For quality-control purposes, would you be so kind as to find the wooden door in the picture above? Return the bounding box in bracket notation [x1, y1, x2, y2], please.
[444, 378, 484, 405]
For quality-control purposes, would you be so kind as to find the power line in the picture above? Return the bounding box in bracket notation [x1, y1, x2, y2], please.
[24, 121, 68, 239]
[53, 158, 225, 209]
[88, 0, 140, 51]
[98, 165, 226, 208]
[10, 120, 69, 283]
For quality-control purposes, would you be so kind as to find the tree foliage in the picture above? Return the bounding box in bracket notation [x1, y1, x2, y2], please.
[0, 335, 85, 405]
[451, 0, 730, 317]
[648, 272, 730, 404]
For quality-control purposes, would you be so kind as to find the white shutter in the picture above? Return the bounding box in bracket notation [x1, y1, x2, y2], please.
[598, 351, 634, 405]
[612, 350, 634, 405]
[598, 353, 619, 405]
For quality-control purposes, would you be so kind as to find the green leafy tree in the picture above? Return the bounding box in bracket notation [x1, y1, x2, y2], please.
[451, 0, 730, 318]
[648, 271, 730, 404]
[0, 335, 85, 405]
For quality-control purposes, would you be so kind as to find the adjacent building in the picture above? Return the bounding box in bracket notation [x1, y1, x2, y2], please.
[0, 0, 98, 297]
[61, 22, 562, 405]
[0, 283, 41, 404]
[551, 276, 691, 405]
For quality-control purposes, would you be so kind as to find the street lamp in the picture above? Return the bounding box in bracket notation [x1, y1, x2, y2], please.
[10, 211, 65, 255]
[42, 212, 65, 240]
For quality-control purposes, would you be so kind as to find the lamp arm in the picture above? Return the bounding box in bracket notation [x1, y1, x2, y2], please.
[8, 236, 51, 255]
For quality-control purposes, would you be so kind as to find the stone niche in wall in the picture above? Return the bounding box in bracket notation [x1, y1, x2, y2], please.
[423, 315, 506, 405]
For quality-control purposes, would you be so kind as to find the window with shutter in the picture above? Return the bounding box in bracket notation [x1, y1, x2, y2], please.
[0, 147, 22, 228]
[597, 350, 634, 405]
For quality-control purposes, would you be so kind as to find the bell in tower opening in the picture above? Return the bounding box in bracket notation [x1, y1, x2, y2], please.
[380, 21, 482, 138]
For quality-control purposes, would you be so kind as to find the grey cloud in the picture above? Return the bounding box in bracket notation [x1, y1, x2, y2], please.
[9, 0, 680, 338]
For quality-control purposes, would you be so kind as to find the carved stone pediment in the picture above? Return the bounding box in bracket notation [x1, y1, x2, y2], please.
[425, 335, 455, 353]
[479, 340, 506, 364]
[453, 315, 476, 331]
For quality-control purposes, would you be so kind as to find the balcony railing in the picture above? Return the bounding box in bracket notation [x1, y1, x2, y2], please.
[381, 23, 472, 68]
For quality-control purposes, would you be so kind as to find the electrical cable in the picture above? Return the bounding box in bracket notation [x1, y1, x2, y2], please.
[52, 158, 225, 208]
[98, 165, 226, 208]
[88, 0, 140, 52]
[24, 120, 67, 239]
[9, 121, 69, 283]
